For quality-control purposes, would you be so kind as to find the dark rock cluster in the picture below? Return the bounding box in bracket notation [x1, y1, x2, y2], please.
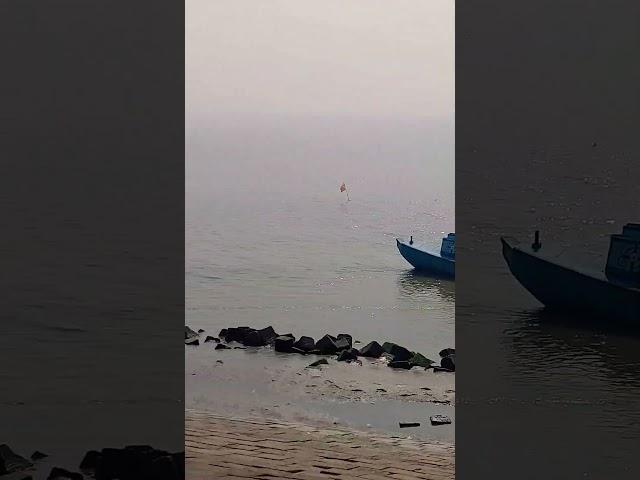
[80, 445, 184, 480]
[438, 348, 456, 372]
[0, 444, 184, 480]
[0, 444, 32, 476]
[186, 325, 455, 373]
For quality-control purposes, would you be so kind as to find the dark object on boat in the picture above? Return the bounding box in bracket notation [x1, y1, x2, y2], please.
[430, 415, 452, 426]
[399, 422, 420, 428]
[531, 230, 541, 251]
[501, 224, 640, 321]
[605, 223, 640, 286]
[396, 234, 455, 278]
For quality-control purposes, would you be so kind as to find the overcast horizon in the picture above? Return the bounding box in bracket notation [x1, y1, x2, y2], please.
[187, 0, 454, 120]
[186, 0, 454, 203]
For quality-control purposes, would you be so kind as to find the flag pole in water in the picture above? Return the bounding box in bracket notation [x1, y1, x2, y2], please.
[340, 181, 350, 201]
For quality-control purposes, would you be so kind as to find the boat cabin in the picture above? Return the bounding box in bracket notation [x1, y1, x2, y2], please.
[605, 223, 640, 286]
[440, 233, 455, 260]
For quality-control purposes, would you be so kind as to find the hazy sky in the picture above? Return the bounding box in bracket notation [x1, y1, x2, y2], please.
[186, 0, 454, 119]
[186, 1, 454, 206]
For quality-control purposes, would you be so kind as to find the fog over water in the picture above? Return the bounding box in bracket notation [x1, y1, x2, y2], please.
[186, 0, 455, 360]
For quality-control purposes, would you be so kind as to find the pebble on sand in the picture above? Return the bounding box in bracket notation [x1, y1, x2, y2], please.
[399, 422, 420, 428]
[430, 415, 452, 425]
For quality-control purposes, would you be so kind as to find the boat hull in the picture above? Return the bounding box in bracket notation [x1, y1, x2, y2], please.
[396, 239, 455, 278]
[501, 236, 640, 322]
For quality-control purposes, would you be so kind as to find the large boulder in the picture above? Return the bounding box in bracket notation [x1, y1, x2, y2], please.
[31, 451, 48, 461]
[439, 348, 455, 357]
[221, 327, 254, 343]
[336, 334, 352, 348]
[184, 326, 198, 340]
[79, 450, 101, 471]
[148, 454, 181, 480]
[359, 341, 384, 358]
[0, 444, 32, 475]
[258, 326, 278, 344]
[242, 330, 263, 347]
[334, 336, 351, 351]
[274, 335, 296, 352]
[315, 335, 339, 354]
[172, 452, 185, 480]
[336, 348, 359, 362]
[243, 326, 278, 346]
[382, 342, 412, 362]
[47, 467, 83, 480]
[292, 336, 315, 352]
[441, 354, 455, 371]
[93, 445, 180, 480]
[408, 352, 435, 368]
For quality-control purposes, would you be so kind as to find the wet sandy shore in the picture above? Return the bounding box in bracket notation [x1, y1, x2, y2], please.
[186, 344, 455, 443]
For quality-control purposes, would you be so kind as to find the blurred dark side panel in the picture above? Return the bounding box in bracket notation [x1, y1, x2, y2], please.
[457, 1, 640, 478]
[0, 0, 184, 465]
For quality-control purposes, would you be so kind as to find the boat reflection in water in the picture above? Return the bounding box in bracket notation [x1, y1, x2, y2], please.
[397, 270, 455, 303]
[494, 305, 640, 475]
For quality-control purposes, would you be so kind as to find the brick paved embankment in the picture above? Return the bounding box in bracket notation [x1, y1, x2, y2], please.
[186, 410, 454, 480]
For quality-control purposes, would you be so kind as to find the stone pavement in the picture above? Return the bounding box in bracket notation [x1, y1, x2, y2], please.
[186, 409, 454, 480]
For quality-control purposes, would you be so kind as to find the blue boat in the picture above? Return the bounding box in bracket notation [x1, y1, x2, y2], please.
[501, 225, 640, 322]
[396, 233, 455, 278]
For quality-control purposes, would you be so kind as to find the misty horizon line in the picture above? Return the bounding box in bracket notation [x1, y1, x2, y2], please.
[185, 110, 455, 120]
